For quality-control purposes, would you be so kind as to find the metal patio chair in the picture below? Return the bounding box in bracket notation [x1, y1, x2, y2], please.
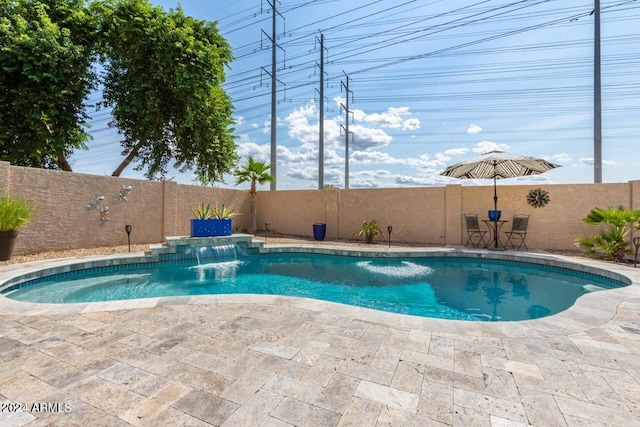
[464, 214, 488, 248]
[504, 214, 530, 250]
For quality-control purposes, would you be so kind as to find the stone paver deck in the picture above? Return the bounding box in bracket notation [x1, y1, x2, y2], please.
[1, 247, 639, 426]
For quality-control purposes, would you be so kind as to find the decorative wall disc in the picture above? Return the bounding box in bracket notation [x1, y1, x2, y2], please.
[527, 188, 550, 208]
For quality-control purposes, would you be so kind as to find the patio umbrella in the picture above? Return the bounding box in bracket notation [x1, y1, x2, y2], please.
[441, 150, 561, 249]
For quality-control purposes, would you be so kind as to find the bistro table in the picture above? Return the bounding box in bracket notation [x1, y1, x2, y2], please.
[482, 219, 509, 250]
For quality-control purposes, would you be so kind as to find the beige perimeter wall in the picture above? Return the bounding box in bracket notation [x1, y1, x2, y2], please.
[2, 161, 639, 254]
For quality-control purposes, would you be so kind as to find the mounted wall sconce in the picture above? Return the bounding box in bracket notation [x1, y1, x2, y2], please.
[100, 206, 110, 224]
[87, 195, 104, 211]
[387, 225, 393, 248]
[125, 224, 132, 252]
[634, 236, 640, 268]
[114, 185, 132, 204]
[265, 222, 270, 242]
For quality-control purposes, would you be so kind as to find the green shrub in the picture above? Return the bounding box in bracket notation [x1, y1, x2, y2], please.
[578, 205, 640, 262]
[0, 194, 38, 231]
[353, 220, 383, 244]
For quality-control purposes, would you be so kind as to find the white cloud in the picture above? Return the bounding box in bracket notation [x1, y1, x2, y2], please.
[234, 116, 245, 125]
[277, 144, 316, 163]
[403, 118, 420, 131]
[349, 150, 449, 170]
[350, 151, 401, 165]
[579, 157, 593, 166]
[236, 142, 271, 161]
[363, 106, 418, 130]
[473, 140, 510, 153]
[576, 157, 616, 168]
[444, 147, 469, 157]
[287, 167, 316, 181]
[349, 169, 444, 188]
[351, 125, 393, 150]
[467, 124, 482, 134]
[547, 153, 572, 164]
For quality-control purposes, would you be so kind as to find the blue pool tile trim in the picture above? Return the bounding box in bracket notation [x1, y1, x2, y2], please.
[2, 252, 627, 296]
[0, 235, 632, 296]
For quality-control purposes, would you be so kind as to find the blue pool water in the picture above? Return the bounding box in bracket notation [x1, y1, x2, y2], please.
[3, 253, 625, 321]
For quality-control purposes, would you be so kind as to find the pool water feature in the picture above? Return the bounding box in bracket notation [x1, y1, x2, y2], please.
[2, 252, 626, 321]
[186, 243, 238, 264]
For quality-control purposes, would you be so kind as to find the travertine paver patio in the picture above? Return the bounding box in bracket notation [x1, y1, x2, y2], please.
[1, 248, 640, 426]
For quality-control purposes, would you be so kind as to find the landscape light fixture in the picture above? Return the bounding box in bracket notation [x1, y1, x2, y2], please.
[387, 225, 393, 248]
[265, 222, 270, 242]
[125, 224, 132, 252]
[634, 236, 640, 268]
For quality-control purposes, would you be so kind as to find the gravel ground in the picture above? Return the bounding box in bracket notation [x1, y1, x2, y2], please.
[0, 234, 588, 266]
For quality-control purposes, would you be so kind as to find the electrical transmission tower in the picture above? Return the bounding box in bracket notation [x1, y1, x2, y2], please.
[593, 0, 602, 183]
[316, 33, 328, 189]
[340, 72, 354, 190]
[262, 0, 285, 190]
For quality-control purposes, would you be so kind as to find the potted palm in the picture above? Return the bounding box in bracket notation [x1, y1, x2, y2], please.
[0, 194, 38, 260]
[190, 202, 238, 237]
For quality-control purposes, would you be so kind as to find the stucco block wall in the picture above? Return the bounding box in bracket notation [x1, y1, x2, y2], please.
[7, 166, 164, 253]
[2, 162, 249, 255]
[336, 187, 446, 244]
[256, 182, 637, 250]
[2, 161, 638, 253]
[458, 182, 632, 250]
[256, 189, 334, 237]
[257, 187, 446, 244]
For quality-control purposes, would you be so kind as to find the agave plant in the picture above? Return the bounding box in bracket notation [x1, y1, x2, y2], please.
[191, 202, 215, 220]
[578, 205, 640, 262]
[212, 203, 238, 219]
[353, 220, 383, 244]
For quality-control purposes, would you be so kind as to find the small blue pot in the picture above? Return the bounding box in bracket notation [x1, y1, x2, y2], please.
[488, 210, 502, 221]
[313, 223, 327, 241]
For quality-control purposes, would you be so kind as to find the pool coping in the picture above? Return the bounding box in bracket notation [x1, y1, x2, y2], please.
[1, 240, 640, 338]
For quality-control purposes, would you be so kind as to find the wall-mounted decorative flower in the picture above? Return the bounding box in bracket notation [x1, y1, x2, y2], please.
[526, 188, 550, 208]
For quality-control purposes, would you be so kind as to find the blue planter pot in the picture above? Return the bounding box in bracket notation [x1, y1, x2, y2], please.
[313, 223, 326, 241]
[488, 210, 502, 221]
[190, 219, 232, 237]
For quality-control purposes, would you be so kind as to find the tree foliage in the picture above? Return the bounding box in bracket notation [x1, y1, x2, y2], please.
[0, 0, 97, 170]
[0, 0, 237, 183]
[96, 0, 237, 181]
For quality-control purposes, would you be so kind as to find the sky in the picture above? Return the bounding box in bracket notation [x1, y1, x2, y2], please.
[71, 0, 640, 190]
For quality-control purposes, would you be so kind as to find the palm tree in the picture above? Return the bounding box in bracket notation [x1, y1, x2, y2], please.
[233, 156, 275, 232]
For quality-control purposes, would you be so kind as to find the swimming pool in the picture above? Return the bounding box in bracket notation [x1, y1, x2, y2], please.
[2, 251, 627, 321]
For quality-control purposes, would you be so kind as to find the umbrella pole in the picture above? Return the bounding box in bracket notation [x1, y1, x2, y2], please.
[493, 175, 499, 249]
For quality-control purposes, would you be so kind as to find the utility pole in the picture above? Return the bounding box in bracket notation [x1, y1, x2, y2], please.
[263, 0, 284, 190]
[316, 33, 327, 189]
[593, 0, 602, 183]
[340, 72, 354, 189]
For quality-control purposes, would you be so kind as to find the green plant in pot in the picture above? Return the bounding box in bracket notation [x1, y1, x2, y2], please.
[190, 202, 238, 237]
[0, 194, 38, 261]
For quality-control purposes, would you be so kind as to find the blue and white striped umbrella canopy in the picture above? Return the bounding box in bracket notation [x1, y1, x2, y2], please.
[441, 150, 560, 180]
